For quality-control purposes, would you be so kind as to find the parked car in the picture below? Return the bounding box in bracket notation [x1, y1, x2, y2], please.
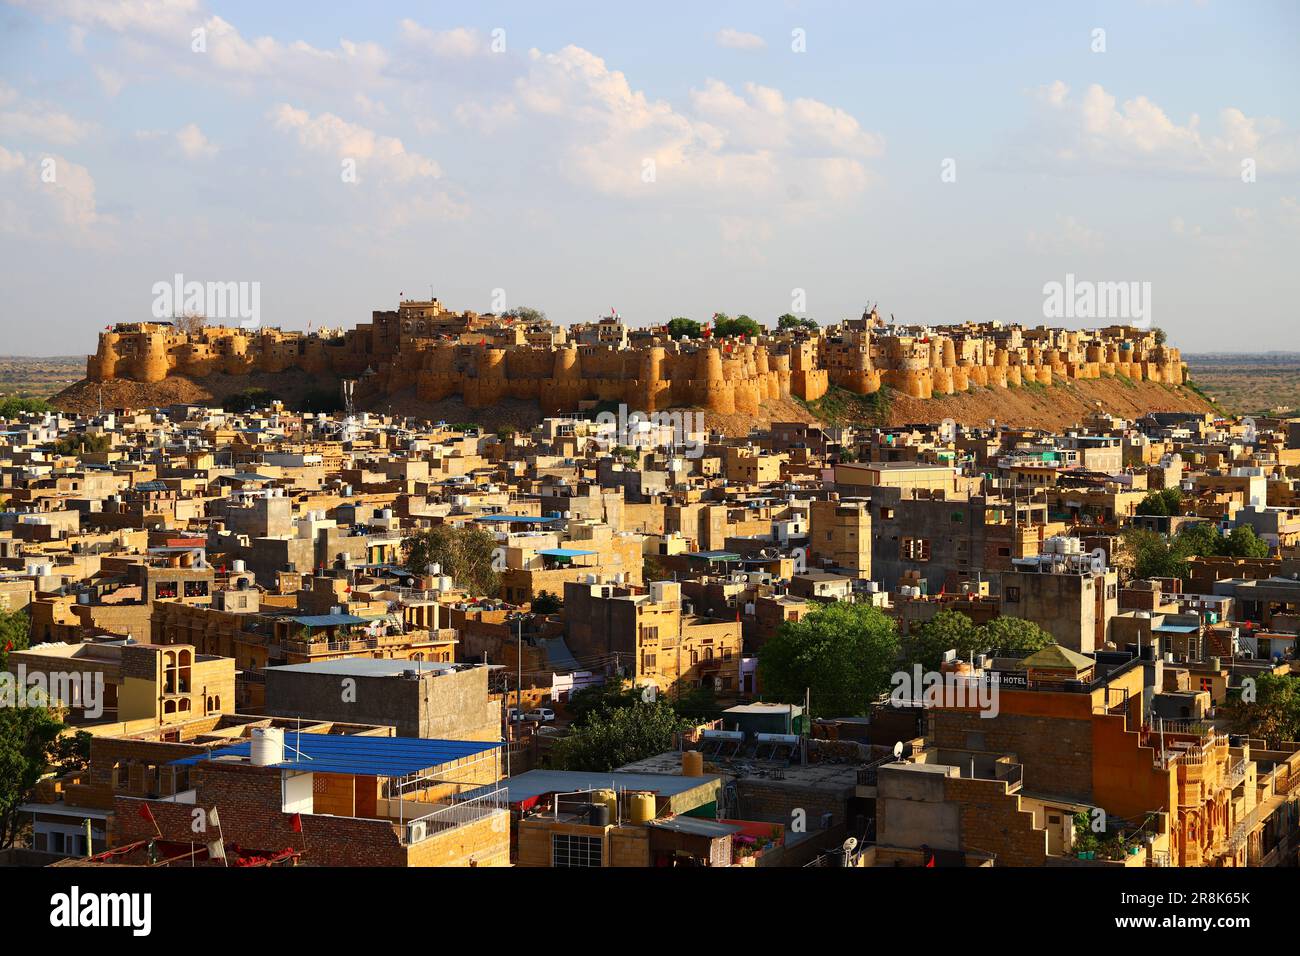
[524, 707, 556, 723]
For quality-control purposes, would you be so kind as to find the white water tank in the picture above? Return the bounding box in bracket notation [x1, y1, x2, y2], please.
[250, 727, 285, 766]
[232, 559, 246, 573]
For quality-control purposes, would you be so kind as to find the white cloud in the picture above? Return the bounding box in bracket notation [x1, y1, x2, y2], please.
[270, 104, 440, 182]
[94, 66, 126, 97]
[0, 83, 95, 145]
[454, 99, 518, 134]
[506, 46, 883, 207]
[13, 0, 202, 35]
[1029, 81, 1299, 177]
[715, 29, 766, 51]
[398, 21, 484, 58]
[1027, 215, 1104, 253]
[0, 145, 108, 237]
[175, 122, 216, 159]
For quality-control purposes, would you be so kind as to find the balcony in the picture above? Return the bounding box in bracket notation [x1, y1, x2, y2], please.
[393, 787, 509, 845]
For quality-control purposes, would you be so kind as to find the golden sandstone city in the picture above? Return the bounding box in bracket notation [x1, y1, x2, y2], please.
[4, 295, 1297, 873]
[0, 4, 1296, 931]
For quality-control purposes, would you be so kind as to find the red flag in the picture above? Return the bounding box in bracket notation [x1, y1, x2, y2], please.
[138, 802, 156, 824]
[290, 813, 303, 833]
[926, 855, 935, 867]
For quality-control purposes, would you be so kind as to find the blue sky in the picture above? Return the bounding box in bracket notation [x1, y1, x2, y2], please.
[1, 0, 1297, 355]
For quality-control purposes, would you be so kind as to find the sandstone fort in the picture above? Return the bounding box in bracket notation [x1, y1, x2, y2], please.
[85, 299, 1187, 415]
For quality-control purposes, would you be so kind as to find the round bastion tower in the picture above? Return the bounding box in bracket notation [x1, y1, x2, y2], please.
[732, 344, 761, 415]
[542, 345, 583, 415]
[636, 346, 669, 413]
[695, 345, 734, 414]
[87, 330, 121, 382]
[465, 348, 508, 408]
[133, 330, 171, 384]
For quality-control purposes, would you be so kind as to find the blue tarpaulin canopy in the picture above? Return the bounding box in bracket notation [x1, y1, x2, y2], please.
[474, 514, 559, 524]
[291, 613, 371, 628]
[168, 734, 499, 778]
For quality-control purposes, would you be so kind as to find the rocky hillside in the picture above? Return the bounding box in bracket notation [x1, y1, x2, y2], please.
[52, 370, 1215, 436]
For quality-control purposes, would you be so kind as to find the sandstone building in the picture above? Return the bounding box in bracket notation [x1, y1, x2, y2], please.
[85, 300, 1187, 414]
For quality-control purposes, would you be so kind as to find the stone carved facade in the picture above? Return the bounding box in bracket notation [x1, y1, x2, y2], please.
[86, 300, 1186, 414]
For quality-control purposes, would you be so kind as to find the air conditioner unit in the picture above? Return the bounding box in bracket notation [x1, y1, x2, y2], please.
[407, 821, 428, 843]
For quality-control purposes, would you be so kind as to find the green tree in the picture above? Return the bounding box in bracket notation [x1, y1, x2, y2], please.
[531, 590, 563, 615]
[53, 433, 110, 456]
[757, 602, 900, 717]
[404, 524, 501, 597]
[1122, 528, 1187, 580]
[671, 685, 721, 721]
[713, 315, 762, 339]
[0, 608, 30, 667]
[1224, 673, 1300, 748]
[1125, 521, 1271, 582]
[666, 317, 702, 340]
[1223, 525, 1270, 559]
[566, 680, 641, 728]
[52, 730, 93, 775]
[502, 306, 546, 324]
[1136, 488, 1182, 517]
[551, 700, 693, 772]
[222, 387, 278, 413]
[976, 616, 1054, 657]
[0, 704, 65, 848]
[0, 397, 53, 418]
[902, 608, 982, 672]
[776, 313, 818, 332]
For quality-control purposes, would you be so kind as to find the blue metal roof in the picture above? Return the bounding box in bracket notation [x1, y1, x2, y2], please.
[168, 734, 499, 777]
[686, 550, 742, 560]
[538, 548, 597, 558]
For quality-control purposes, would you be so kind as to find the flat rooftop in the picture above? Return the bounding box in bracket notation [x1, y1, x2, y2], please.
[267, 658, 470, 678]
[617, 751, 858, 793]
[466, 768, 721, 805]
[169, 733, 498, 777]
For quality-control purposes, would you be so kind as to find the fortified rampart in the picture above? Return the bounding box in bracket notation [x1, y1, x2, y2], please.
[85, 301, 1187, 412]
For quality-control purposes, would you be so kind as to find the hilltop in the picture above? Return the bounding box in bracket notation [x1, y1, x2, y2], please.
[52, 299, 1200, 431]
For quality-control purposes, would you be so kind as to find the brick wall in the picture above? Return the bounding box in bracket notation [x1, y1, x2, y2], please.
[930, 710, 1095, 803]
[942, 776, 1048, 866]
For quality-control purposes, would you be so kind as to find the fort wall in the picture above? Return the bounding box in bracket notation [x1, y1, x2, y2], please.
[85, 307, 1188, 413]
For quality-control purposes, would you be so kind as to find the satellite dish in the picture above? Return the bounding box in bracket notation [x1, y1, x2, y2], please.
[892, 740, 904, 759]
[843, 836, 859, 853]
